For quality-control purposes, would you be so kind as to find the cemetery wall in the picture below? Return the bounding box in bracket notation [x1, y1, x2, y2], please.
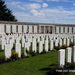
[0, 21, 75, 35]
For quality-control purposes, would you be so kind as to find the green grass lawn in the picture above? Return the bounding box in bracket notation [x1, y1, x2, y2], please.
[0, 49, 75, 75]
[0, 51, 58, 75]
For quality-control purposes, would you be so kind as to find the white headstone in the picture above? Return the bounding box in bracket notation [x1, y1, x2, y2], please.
[66, 47, 72, 63]
[24, 43, 28, 56]
[9, 39, 13, 49]
[39, 41, 43, 53]
[73, 46, 75, 63]
[59, 39, 62, 47]
[32, 38, 36, 52]
[37, 37, 40, 43]
[67, 39, 70, 46]
[1, 39, 6, 50]
[50, 40, 53, 50]
[15, 43, 21, 57]
[22, 37, 25, 48]
[71, 38, 73, 43]
[55, 40, 58, 46]
[45, 40, 48, 52]
[4, 44, 11, 59]
[58, 49, 65, 68]
[63, 38, 66, 44]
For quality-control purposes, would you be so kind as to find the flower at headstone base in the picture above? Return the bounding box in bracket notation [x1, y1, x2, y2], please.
[62, 44, 68, 47]
[12, 52, 18, 56]
[11, 52, 19, 60]
[61, 44, 68, 49]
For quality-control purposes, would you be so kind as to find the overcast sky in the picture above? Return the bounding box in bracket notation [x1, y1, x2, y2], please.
[5, 0, 75, 24]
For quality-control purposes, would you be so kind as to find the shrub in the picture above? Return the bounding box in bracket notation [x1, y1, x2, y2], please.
[37, 43, 39, 47]
[0, 46, 4, 52]
[28, 50, 36, 56]
[60, 44, 68, 49]
[26, 47, 37, 56]
[25, 56, 29, 58]
[52, 49, 56, 51]
[69, 42, 74, 47]
[54, 46, 60, 51]
[49, 64, 69, 75]
[12, 44, 15, 49]
[0, 55, 6, 64]
[64, 63, 75, 70]
[49, 64, 70, 75]
[0, 50, 4, 52]
[6, 58, 12, 62]
[11, 52, 20, 61]
[21, 53, 26, 59]
[41, 49, 46, 54]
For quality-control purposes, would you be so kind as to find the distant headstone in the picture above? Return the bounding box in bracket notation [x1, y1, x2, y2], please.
[73, 46, 75, 62]
[45, 40, 48, 52]
[63, 38, 66, 44]
[55, 40, 58, 46]
[59, 39, 62, 47]
[24, 43, 28, 56]
[2, 39, 6, 50]
[32, 38, 36, 52]
[50, 40, 53, 50]
[22, 37, 25, 48]
[15, 43, 21, 57]
[67, 39, 70, 46]
[39, 41, 43, 53]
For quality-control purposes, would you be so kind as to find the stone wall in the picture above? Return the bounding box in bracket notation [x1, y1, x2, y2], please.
[0, 21, 75, 34]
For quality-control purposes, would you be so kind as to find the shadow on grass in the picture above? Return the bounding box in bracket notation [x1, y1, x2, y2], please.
[39, 64, 69, 75]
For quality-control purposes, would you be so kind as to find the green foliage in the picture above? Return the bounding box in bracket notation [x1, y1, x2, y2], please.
[49, 63, 75, 75]
[69, 42, 74, 47]
[0, 55, 5, 64]
[52, 49, 56, 51]
[12, 43, 15, 49]
[49, 64, 69, 75]
[0, 49, 4, 52]
[21, 53, 25, 59]
[0, 51, 60, 75]
[60, 44, 68, 49]
[37, 42, 39, 47]
[41, 49, 46, 54]
[64, 63, 75, 70]
[0, 46, 4, 52]
[11, 52, 20, 61]
[56, 44, 68, 49]
[0, 0, 17, 21]
[54, 46, 60, 51]
[6, 58, 12, 62]
[28, 49, 36, 56]
[36, 46, 39, 54]
[50, 65, 63, 75]
[25, 43, 38, 56]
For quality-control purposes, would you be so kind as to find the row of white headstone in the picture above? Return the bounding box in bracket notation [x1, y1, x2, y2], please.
[0, 34, 75, 59]
[58, 46, 75, 68]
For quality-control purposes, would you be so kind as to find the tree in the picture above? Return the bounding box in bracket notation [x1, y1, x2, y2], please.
[0, 0, 17, 21]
